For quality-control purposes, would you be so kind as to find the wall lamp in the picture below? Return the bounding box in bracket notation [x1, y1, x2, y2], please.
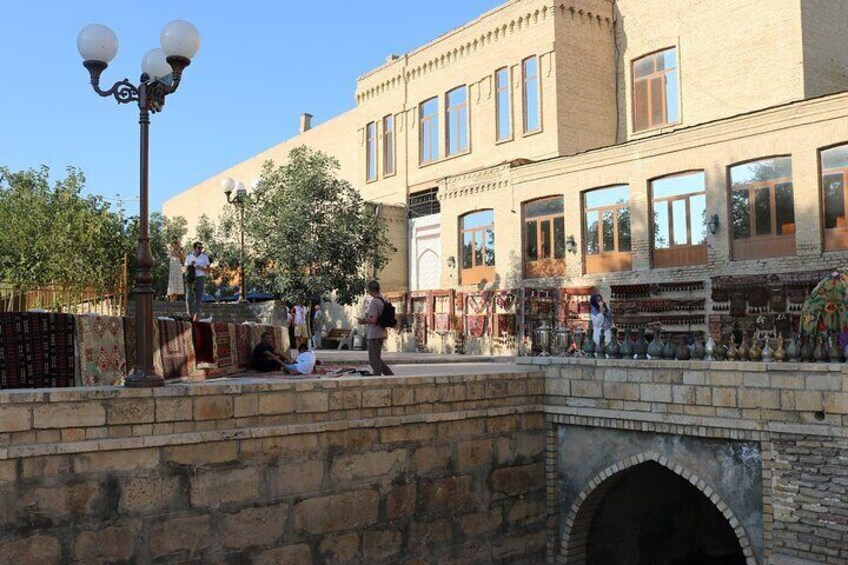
[708, 214, 720, 235]
[565, 235, 577, 254]
[447, 256, 456, 269]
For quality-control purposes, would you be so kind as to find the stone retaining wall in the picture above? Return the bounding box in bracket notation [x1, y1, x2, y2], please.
[521, 357, 848, 565]
[0, 371, 545, 564]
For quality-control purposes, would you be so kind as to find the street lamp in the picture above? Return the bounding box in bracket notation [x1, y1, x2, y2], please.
[221, 178, 253, 303]
[78, 20, 200, 388]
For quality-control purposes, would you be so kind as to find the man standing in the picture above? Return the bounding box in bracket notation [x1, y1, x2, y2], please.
[312, 303, 324, 349]
[184, 241, 210, 321]
[358, 280, 394, 376]
[293, 302, 308, 350]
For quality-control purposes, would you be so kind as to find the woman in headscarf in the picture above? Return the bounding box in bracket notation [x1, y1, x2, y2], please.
[589, 293, 614, 348]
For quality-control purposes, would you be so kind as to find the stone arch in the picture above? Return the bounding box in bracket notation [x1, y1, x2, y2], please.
[560, 451, 756, 565]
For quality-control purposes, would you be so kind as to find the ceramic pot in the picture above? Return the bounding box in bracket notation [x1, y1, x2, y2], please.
[646, 331, 662, 359]
[738, 335, 750, 361]
[715, 338, 728, 361]
[727, 335, 738, 361]
[620, 329, 634, 359]
[596, 337, 606, 359]
[786, 334, 800, 362]
[691, 336, 705, 360]
[662, 336, 676, 360]
[801, 336, 814, 362]
[773, 336, 785, 362]
[583, 331, 595, 357]
[634, 328, 649, 360]
[607, 332, 621, 359]
[829, 336, 844, 362]
[749, 337, 762, 362]
[704, 336, 716, 362]
[761, 337, 773, 362]
[813, 336, 826, 362]
[675, 337, 691, 360]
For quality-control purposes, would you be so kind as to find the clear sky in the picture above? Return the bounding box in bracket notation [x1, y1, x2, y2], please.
[0, 0, 501, 215]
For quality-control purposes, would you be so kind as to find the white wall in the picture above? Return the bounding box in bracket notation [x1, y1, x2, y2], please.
[409, 215, 442, 291]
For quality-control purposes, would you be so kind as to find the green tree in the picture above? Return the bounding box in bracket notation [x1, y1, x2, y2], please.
[242, 146, 395, 304]
[190, 214, 240, 297]
[0, 165, 134, 289]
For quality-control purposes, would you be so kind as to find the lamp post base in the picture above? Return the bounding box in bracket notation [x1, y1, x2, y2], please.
[125, 368, 165, 388]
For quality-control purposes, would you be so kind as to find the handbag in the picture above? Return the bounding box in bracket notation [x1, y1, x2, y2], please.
[186, 265, 196, 284]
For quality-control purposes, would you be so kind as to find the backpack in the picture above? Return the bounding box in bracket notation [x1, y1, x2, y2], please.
[376, 298, 397, 329]
[185, 265, 196, 284]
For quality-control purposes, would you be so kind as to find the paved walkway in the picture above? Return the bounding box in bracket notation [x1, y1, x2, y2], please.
[311, 350, 512, 365]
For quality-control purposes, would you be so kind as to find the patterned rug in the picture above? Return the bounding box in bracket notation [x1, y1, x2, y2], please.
[235, 324, 253, 368]
[76, 314, 127, 386]
[192, 321, 215, 367]
[212, 322, 237, 373]
[157, 318, 199, 380]
[467, 315, 487, 338]
[0, 312, 75, 389]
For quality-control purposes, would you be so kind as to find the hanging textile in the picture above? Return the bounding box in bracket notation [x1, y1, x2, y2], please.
[0, 312, 75, 389]
[76, 314, 127, 386]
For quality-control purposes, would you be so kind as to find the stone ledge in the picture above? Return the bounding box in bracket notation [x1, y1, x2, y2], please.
[0, 403, 543, 461]
[516, 356, 848, 374]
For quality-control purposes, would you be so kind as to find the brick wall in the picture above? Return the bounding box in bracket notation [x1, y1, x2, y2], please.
[0, 371, 545, 564]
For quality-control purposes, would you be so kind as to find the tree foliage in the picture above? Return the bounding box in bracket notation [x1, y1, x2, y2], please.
[126, 212, 188, 298]
[0, 166, 135, 289]
[241, 146, 395, 304]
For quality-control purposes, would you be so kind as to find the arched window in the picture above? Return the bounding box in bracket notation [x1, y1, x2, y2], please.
[729, 156, 795, 260]
[583, 185, 631, 273]
[523, 197, 564, 279]
[459, 210, 495, 285]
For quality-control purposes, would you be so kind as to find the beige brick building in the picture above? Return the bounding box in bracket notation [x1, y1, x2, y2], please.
[164, 0, 848, 350]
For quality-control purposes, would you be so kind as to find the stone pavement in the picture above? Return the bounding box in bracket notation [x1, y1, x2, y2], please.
[311, 350, 511, 365]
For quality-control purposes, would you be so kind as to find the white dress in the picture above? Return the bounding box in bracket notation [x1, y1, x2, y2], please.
[167, 253, 185, 296]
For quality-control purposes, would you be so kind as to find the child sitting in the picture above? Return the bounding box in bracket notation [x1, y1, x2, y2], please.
[284, 343, 316, 375]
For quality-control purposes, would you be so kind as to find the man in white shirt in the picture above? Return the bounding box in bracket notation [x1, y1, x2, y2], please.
[184, 241, 210, 321]
[284, 343, 316, 375]
[293, 303, 308, 350]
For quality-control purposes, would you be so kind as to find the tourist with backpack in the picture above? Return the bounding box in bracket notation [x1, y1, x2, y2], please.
[357, 280, 395, 376]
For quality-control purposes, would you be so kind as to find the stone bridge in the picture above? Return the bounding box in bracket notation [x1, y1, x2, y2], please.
[0, 359, 845, 563]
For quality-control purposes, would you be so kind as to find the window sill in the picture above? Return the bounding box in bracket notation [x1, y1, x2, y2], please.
[383, 172, 397, 179]
[522, 128, 543, 138]
[495, 136, 514, 146]
[419, 149, 472, 169]
[366, 176, 379, 184]
[631, 120, 681, 137]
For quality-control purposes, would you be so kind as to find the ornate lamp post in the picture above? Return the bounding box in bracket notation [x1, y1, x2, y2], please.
[77, 21, 200, 387]
[221, 178, 255, 303]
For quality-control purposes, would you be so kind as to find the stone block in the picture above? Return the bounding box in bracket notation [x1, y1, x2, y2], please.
[319, 533, 360, 562]
[515, 432, 544, 460]
[293, 490, 379, 534]
[507, 498, 545, 524]
[805, 375, 842, 391]
[412, 445, 451, 474]
[193, 396, 233, 420]
[0, 406, 31, 432]
[0, 535, 62, 564]
[742, 373, 770, 388]
[20, 455, 71, 479]
[572, 380, 602, 398]
[415, 385, 439, 403]
[438, 384, 466, 402]
[0, 460, 15, 484]
[33, 402, 105, 429]
[423, 476, 476, 513]
[487, 414, 522, 433]
[459, 507, 503, 537]
[363, 529, 403, 561]
[149, 514, 212, 559]
[672, 385, 696, 404]
[437, 418, 485, 439]
[295, 391, 329, 413]
[220, 504, 288, 549]
[330, 449, 406, 484]
[241, 434, 319, 460]
[329, 390, 361, 410]
[738, 388, 762, 409]
[380, 423, 432, 443]
[605, 382, 640, 401]
[408, 518, 453, 547]
[258, 392, 293, 415]
[458, 439, 492, 468]
[824, 392, 848, 414]
[545, 378, 570, 396]
[191, 467, 260, 508]
[267, 459, 325, 497]
[492, 530, 545, 560]
[640, 383, 672, 403]
[119, 474, 181, 514]
[74, 448, 159, 473]
[695, 386, 713, 405]
[164, 441, 239, 466]
[108, 399, 155, 425]
[771, 374, 805, 390]
[234, 393, 259, 418]
[386, 483, 417, 519]
[252, 544, 313, 565]
[491, 463, 544, 496]
[73, 523, 139, 562]
[321, 429, 378, 451]
[362, 389, 392, 408]
[713, 387, 737, 407]
[795, 391, 825, 411]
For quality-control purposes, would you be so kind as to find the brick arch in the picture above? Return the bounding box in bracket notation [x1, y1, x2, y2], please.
[559, 451, 757, 565]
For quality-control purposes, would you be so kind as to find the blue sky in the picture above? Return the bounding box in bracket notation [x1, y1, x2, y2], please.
[0, 0, 501, 214]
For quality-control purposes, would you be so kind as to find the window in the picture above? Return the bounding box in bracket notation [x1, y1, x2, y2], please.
[522, 56, 541, 134]
[651, 172, 707, 268]
[446, 86, 469, 157]
[420, 98, 439, 164]
[632, 48, 679, 132]
[383, 114, 395, 176]
[524, 197, 565, 279]
[460, 210, 495, 285]
[366, 121, 377, 181]
[821, 144, 848, 251]
[584, 185, 632, 273]
[408, 188, 440, 218]
[729, 157, 795, 260]
[495, 67, 512, 141]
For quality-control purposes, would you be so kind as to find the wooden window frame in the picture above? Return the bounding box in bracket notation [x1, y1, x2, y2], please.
[650, 173, 707, 269]
[523, 197, 565, 279]
[728, 159, 795, 260]
[382, 114, 395, 177]
[583, 186, 632, 274]
[460, 211, 495, 285]
[419, 98, 439, 165]
[445, 85, 470, 157]
[631, 48, 679, 133]
[365, 121, 377, 182]
[495, 67, 513, 143]
[820, 143, 848, 251]
[522, 56, 541, 135]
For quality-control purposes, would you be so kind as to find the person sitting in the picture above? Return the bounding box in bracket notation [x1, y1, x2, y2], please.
[284, 343, 316, 375]
[252, 331, 289, 372]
